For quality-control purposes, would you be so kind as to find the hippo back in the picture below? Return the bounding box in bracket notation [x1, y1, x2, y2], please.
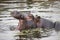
[41, 18, 54, 29]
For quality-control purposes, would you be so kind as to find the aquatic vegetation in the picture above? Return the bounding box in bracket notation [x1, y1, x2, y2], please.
[15, 28, 52, 38]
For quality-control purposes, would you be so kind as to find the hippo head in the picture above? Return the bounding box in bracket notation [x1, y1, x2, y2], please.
[11, 11, 23, 19]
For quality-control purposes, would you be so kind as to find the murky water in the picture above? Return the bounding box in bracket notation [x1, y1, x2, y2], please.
[0, 0, 60, 40]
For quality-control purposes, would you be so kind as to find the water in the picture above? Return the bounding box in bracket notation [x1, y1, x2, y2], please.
[0, 0, 60, 40]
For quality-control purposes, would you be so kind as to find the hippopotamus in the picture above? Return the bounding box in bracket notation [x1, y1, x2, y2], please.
[11, 11, 54, 31]
[11, 11, 36, 31]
